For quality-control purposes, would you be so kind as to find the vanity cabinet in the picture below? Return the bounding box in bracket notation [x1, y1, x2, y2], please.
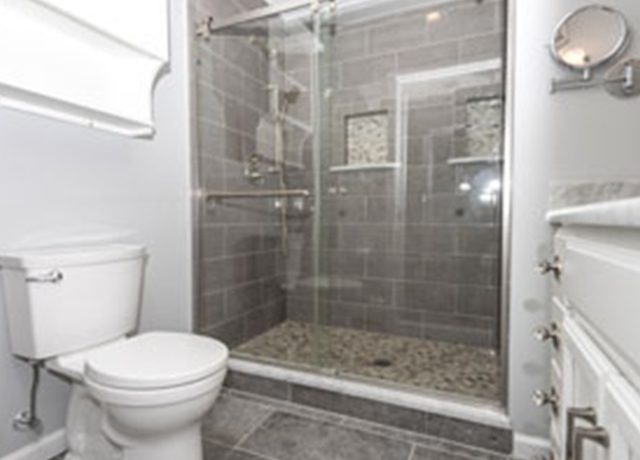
[542, 208, 640, 460]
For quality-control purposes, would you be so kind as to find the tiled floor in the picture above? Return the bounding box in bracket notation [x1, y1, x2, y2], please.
[234, 321, 500, 401]
[203, 389, 518, 460]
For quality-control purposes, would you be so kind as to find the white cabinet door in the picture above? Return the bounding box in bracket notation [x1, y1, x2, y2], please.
[561, 319, 619, 460]
[600, 377, 640, 460]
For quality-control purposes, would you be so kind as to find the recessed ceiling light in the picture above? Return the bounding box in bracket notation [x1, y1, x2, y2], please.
[426, 11, 443, 23]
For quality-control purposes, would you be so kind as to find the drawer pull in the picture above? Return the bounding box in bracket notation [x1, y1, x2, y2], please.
[532, 387, 559, 414]
[537, 256, 562, 279]
[572, 426, 609, 460]
[566, 407, 597, 460]
[534, 322, 560, 347]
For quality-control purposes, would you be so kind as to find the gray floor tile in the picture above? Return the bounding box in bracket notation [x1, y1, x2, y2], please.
[240, 411, 412, 460]
[202, 392, 273, 446]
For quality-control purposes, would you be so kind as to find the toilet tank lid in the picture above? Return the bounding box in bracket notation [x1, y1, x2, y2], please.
[0, 244, 146, 269]
[85, 332, 228, 390]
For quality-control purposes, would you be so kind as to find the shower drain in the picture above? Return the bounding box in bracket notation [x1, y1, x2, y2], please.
[370, 358, 393, 367]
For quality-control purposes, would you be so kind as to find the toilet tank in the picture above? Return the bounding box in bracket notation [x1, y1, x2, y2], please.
[0, 244, 146, 360]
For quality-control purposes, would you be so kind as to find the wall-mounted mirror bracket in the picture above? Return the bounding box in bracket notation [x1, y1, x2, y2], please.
[551, 59, 640, 97]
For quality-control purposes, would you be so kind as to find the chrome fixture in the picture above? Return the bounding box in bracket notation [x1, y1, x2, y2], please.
[566, 407, 598, 460]
[549, 5, 640, 97]
[13, 360, 43, 433]
[537, 256, 562, 279]
[196, 0, 311, 35]
[26, 270, 64, 284]
[532, 387, 559, 415]
[572, 426, 610, 460]
[534, 322, 560, 348]
[244, 154, 265, 184]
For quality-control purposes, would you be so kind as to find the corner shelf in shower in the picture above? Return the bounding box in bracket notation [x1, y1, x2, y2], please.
[329, 162, 401, 173]
[447, 156, 504, 166]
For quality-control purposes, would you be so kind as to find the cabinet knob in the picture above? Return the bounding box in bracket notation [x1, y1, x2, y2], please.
[537, 256, 562, 278]
[532, 388, 559, 414]
[534, 322, 560, 347]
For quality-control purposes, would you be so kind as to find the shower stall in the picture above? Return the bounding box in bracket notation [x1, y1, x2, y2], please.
[194, 0, 507, 404]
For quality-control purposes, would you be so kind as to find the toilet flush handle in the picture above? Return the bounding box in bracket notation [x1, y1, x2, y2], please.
[26, 270, 64, 284]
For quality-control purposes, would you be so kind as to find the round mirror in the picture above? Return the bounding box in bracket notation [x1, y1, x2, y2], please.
[551, 5, 629, 74]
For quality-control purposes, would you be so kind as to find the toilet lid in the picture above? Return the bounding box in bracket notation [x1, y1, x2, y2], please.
[85, 332, 228, 390]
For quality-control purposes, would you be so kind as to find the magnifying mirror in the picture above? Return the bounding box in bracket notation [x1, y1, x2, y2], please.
[551, 5, 629, 78]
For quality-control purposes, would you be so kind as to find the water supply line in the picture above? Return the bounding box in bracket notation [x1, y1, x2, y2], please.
[13, 360, 43, 433]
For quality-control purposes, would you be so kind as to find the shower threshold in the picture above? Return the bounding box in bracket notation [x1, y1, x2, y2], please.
[231, 321, 502, 405]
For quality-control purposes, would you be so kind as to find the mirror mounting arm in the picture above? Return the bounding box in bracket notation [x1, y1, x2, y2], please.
[550, 59, 640, 97]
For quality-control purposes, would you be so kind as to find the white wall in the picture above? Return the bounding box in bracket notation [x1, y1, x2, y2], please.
[509, 0, 640, 439]
[0, 0, 193, 456]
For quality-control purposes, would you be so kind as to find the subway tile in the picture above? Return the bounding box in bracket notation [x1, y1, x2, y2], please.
[456, 226, 501, 255]
[425, 413, 513, 453]
[225, 371, 290, 400]
[368, 14, 427, 54]
[456, 285, 499, 317]
[459, 32, 504, 62]
[427, 2, 500, 42]
[395, 281, 456, 312]
[398, 41, 458, 73]
[341, 54, 396, 87]
[198, 291, 225, 331]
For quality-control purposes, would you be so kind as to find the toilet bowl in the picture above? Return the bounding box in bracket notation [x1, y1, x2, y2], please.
[47, 332, 228, 460]
[0, 244, 229, 460]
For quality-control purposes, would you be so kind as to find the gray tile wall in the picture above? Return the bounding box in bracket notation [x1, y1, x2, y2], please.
[193, 0, 506, 349]
[193, 0, 287, 347]
[284, 0, 506, 347]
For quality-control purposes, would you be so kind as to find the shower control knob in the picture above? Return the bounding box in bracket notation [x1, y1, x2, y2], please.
[532, 388, 559, 414]
[534, 322, 560, 347]
[536, 256, 562, 278]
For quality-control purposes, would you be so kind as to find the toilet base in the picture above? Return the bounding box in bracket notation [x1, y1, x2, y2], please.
[64, 384, 206, 460]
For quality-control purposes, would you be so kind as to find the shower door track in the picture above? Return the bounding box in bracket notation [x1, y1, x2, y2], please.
[202, 0, 314, 34]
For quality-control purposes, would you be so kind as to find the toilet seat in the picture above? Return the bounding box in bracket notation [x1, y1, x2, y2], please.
[86, 370, 226, 407]
[85, 332, 227, 390]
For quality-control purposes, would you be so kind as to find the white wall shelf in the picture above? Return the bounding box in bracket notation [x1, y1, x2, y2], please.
[0, 0, 170, 137]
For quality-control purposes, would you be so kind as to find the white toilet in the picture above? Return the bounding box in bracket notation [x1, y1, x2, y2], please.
[0, 244, 228, 460]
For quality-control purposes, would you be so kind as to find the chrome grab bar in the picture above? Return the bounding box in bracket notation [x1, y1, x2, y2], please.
[204, 189, 311, 200]
[26, 270, 64, 284]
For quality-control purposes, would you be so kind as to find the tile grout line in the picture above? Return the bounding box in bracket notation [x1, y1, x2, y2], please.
[407, 443, 417, 460]
[232, 406, 276, 450]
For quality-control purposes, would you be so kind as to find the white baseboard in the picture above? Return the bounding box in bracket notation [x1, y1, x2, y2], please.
[513, 432, 551, 459]
[1, 429, 66, 460]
